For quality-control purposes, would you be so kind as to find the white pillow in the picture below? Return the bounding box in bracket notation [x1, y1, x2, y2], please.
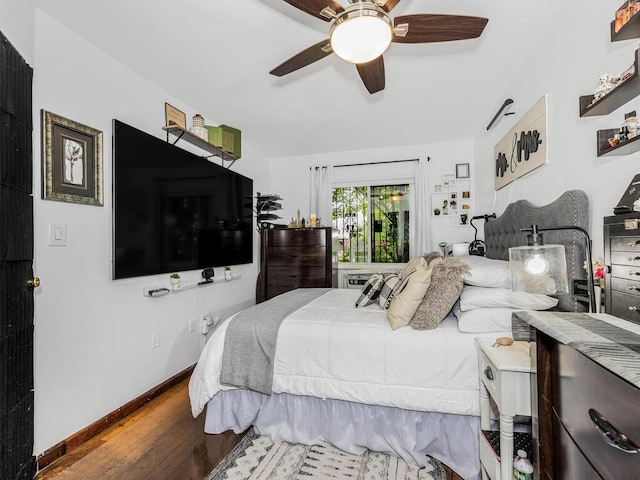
[453, 303, 519, 333]
[387, 257, 434, 330]
[461, 256, 511, 288]
[459, 286, 558, 311]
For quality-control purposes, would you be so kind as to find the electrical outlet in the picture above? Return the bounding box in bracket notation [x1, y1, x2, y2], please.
[151, 332, 160, 349]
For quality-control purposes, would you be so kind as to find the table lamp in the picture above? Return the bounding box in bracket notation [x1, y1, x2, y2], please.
[508, 224, 596, 312]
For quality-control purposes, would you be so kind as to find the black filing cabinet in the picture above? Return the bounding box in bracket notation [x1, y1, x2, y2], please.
[604, 213, 640, 324]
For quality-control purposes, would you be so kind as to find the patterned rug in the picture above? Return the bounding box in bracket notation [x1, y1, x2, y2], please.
[207, 429, 446, 480]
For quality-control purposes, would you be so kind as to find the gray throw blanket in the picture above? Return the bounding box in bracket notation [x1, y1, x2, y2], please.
[219, 288, 330, 394]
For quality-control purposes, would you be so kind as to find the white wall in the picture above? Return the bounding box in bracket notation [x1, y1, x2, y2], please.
[32, 11, 270, 454]
[0, 0, 34, 65]
[474, 1, 638, 258]
[268, 140, 477, 259]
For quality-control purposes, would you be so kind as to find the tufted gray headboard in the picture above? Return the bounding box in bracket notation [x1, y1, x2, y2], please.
[484, 190, 589, 312]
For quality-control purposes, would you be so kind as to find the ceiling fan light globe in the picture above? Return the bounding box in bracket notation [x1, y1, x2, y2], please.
[330, 12, 392, 64]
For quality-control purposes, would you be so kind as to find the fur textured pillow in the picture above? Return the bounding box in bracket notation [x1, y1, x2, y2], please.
[410, 257, 470, 330]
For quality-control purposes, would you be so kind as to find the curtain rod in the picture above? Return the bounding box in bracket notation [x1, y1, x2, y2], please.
[310, 157, 428, 170]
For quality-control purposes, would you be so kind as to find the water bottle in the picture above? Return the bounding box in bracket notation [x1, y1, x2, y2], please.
[513, 449, 533, 480]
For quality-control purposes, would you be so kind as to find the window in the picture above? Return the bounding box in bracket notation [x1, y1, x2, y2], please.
[333, 184, 410, 264]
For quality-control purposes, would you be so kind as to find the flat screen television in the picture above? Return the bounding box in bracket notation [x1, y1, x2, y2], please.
[112, 119, 253, 280]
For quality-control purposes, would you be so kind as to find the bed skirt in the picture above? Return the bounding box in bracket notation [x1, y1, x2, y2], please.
[204, 390, 481, 480]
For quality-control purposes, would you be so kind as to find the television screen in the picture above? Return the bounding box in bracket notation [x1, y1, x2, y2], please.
[112, 119, 253, 280]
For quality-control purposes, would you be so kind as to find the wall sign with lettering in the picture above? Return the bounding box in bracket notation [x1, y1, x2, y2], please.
[494, 95, 548, 190]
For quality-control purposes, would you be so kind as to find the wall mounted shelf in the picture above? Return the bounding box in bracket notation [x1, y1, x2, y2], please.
[579, 49, 640, 117]
[143, 274, 242, 298]
[596, 128, 640, 157]
[162, 125, 238, 168]
[612, 11, 640, 42]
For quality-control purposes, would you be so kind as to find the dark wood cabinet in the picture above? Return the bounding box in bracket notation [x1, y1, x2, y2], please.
[257, 227, 337, 302]
[535, 330, 640, 480]
[604, 213, 640, 325]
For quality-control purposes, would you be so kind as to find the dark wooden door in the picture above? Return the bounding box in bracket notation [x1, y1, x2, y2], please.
[0, 31, 36, 479]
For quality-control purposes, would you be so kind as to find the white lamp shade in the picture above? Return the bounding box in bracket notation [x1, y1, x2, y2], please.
[330, 15, 392, 64]
[509, 244, 569, 295]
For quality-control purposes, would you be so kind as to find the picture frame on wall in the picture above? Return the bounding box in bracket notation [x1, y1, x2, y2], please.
[456, 163, 470, 179]
[41, 110, 103, 206]
[164, 102, 186, 129]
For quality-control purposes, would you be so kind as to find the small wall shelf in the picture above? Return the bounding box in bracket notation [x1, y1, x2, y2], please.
[162, 125, 238, 168]
[597, 128, 640, 156]
[579, 49, 640, 117]
[143, 274, 242, 298]
[612, 11, 640, 42]
[432, 177, 472, 226]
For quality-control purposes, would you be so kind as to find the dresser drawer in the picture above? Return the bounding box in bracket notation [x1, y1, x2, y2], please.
[610, 263, 640, 279]
[610, 236, 640, 252]
[266, 229, 327, 247]
[552, 413, 603, 480]
[555, 344, 640, 479]
[611, 251, 640, 266]
[610, 277, 640, 296]
[266, 266, 327, 287]
[478, 348, 531, 415]
[609, 290, 640, 323]
[266, 246, 326, 266]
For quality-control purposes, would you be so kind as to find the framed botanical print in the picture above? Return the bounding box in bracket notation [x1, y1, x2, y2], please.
[41, 110, 103, 206]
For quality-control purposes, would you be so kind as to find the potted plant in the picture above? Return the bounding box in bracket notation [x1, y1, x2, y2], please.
[433, 208, 441, 216]
[460, 213, 468, 224]
[169, 273, 181, 288]
[224, 266, 232, 281]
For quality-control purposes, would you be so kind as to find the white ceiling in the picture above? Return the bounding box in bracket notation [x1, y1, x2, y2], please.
[35, 0, 563, 159]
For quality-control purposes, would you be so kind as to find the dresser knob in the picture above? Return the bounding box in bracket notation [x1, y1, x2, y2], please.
[630, 256, 640, 262]
[630, 271, 640, 276]
[629, 286, 640, 292]
[629, 306, 638, 312]
[629, 240, 640, 247]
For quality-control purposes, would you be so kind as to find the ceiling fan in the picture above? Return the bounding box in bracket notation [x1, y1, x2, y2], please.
[269, 0, 489, 94]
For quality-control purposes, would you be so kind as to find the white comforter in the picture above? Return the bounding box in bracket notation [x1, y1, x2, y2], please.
[189, 288, 486, 418]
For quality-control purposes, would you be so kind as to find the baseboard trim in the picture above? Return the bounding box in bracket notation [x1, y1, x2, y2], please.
[37, 364, 195, 470]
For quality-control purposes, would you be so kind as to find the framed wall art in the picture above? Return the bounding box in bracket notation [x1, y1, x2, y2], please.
[164, 102, 186, 129]
[41, 110, 103, 206]
[456, 163, 470, 179]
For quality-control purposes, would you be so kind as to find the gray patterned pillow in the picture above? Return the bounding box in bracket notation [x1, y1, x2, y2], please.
[378, 274, 402, 309]
[355, 273, 385, 308]
[410, 257, 470, 330]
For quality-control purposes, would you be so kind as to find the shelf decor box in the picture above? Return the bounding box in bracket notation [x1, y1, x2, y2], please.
[206, 124, 241, 158]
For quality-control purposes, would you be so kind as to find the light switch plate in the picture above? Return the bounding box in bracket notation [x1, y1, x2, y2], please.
[48, 222, 67, 246]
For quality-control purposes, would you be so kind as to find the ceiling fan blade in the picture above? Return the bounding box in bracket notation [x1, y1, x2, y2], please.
[281, 0, 345, 22]
[379, 0, 402, 13]
[270, 40, 333, 77]
[356, 56, 385, 94]
[392, 14, 488, 44]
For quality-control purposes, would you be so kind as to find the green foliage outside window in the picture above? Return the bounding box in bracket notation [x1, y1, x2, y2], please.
[332, 184, 410, 264]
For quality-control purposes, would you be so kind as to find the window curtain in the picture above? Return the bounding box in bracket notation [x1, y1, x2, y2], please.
[413, 157, 432, 255]
[309, 165, 334, 227]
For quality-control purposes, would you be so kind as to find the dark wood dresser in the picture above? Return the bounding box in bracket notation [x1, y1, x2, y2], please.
[604, 213, 640, 324]
[257, 227, 337, 303]
[514, 311, 640, 480]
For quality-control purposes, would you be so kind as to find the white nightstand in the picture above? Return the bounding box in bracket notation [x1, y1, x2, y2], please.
[475, 337, 532, 480]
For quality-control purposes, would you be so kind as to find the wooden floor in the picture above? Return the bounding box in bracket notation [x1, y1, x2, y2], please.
[35, 378, 463, 480]
[35, 379, 243, 480]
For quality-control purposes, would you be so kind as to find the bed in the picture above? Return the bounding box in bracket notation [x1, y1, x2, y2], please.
[189, 189, 589, 480]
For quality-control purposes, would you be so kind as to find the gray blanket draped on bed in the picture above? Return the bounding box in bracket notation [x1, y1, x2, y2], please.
[219, 288, 330, 394]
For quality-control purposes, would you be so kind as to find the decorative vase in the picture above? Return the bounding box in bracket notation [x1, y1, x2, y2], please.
[224, 270, 232, 281]
[170, 277, 181, 289]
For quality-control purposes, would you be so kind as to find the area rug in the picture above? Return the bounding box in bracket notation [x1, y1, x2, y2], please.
[207, 428, 446, 480]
